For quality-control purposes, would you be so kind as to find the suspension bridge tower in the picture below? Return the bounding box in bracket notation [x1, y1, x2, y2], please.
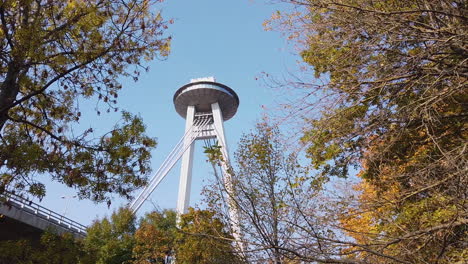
[173, 77, 239, 215]
[130, 77, 241, 245]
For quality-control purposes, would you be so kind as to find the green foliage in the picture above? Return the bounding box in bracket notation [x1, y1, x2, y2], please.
[83, 207, 136, 264]
[132, 209, 177, 264]
[0, 239, 34, 264]
[133, 208, 239, 264]
[203, 143, 223, 164]
[0, 208, 237, 264]
[269, 0, 467, 262]
[204, 121, 327, 263]
[0, 0, 170, 203]
[176, 208, 240, 264]
[0, 230, 86, 264]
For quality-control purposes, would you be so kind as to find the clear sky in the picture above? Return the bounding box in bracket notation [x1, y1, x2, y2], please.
[38, 0, 299, 225]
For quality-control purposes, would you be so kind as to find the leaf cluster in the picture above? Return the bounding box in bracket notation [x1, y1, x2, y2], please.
[0, 0, 170, 203]
[267, 0, 467, 262]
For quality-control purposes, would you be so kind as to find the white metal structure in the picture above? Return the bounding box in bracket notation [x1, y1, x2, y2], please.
[129, 117, 213, 213]
[129, 78, 242, 247]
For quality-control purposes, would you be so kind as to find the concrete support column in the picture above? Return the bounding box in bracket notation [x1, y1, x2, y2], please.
[212, 102, 243, 252]
[176, 105, 195, 217]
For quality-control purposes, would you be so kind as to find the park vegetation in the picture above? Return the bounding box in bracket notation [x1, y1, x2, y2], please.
[0, 0, 170, 204]
[236, 0, 465, 263]
[0, 207, 239, 264]
[206, 0, 466, 263]
[0, 0, 466, 263]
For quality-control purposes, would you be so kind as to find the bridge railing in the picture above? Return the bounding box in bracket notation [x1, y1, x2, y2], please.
[1, 191, 87, 236]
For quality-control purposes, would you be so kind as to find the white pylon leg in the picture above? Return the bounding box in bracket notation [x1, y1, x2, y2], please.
[212, 102, 244, 252]
[176, 106, 195, 217]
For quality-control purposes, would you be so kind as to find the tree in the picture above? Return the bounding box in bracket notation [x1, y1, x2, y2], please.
[0, 238, 35, 264]
[176, 208, 240, 264]
[0, 230, 86, 264]
[83, 207, 136, 264]
[0, 0, 171, 203]
[267, 0, 467, 263]
[132, 209, 177, 264]
[205, 121, 352, 263]
[229, 122, 303, 263]
[132, 208, 239, 264]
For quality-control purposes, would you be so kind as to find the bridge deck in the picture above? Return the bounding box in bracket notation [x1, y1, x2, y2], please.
[0, 192, 86, 240]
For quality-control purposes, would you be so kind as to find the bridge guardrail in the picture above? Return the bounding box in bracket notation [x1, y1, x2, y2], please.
[1, 191, 87, 235]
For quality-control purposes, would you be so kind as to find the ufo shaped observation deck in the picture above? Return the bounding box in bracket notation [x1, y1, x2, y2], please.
[173, 80, 239, 121]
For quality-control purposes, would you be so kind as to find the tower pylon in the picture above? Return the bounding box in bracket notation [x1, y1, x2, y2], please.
[129, 77, 243, 253]
[173, 77, 242, 249]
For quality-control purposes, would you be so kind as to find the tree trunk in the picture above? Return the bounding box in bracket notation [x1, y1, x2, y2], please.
[0, 63, 21, 131]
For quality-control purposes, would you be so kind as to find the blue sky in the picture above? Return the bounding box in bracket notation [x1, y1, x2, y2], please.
[39, 0, 300, 225]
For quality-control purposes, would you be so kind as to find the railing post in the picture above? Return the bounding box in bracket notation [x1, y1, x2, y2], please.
[3, 190, 87, 236]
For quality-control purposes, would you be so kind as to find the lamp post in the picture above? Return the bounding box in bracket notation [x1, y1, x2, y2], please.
[61, 195, 77, 218]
